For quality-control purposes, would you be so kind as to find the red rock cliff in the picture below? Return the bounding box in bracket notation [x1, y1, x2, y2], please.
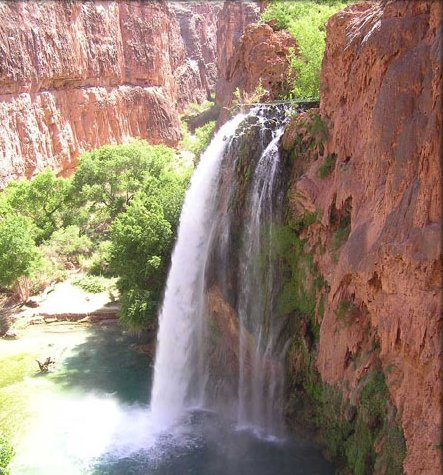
[170, 1, 224, 98]
[0, 0, 225, 186]
[216, 22, 296, 124]
[284, 1, 441, 473]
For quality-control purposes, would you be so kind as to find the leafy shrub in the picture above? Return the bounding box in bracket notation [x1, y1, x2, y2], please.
[0, 432, 14, 474]
[181, 121, 216, 162]
[87, 240, 114, 277]
[261, 0, 350, 98]
[119, 289, 158, 330]
[0, 213, 38, 287]
[193, 122, 216, 158]
[308, 113, 329, 145]
[28, 253, 67, 295]
[183, 100, 214, 116]
[318, 153, 336, 178]
[72, 275, 116, 294]
[1, 171, 71, 243]
[42, 225, 93, 267]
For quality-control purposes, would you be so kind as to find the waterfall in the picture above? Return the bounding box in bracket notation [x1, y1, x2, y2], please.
[150, 113, 247, 428]
[151, 105, 292, 434]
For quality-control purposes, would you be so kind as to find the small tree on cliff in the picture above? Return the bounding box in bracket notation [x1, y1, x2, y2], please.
[261, 0, 349, 99]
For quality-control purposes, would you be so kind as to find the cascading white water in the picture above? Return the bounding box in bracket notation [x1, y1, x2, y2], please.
[237, 125, 287, 434]
[151, 105, 292, 435]
[150, 113, 247, 429]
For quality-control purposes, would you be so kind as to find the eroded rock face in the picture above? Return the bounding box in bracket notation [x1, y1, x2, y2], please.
[0, 0, 223, 186]
[284, 1, 441, 473]
[170, 1, 224, 97]
[216, 0, 262, 86]
[216, 22, 296, 125]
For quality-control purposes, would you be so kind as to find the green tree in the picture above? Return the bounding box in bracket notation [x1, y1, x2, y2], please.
[0, 213, 38, 287]
[261, 0, 350, 99]
[72, 140, 176, 220]
[2, 171, 71, 243]
[109, 170, 189, 329]
[181, 121, 216, 162]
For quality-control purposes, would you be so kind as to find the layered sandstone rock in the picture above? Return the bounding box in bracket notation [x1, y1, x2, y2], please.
[0, 0, 223, 186]
[284, 1, 441, 473]
[216, 0, 262, 84]
[216, 23, 296, 125]
[170, 1, 224, 97]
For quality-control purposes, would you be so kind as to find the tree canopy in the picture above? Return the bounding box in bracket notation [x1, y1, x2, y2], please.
[261, 0, 350, 99]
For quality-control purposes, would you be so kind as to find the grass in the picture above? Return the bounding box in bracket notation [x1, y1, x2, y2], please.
[334, 299, 357, 322]
[331, 217, 351, 262]
[0, 353, 38, 388]
[0, 351, 38, 460]
[318, 153, 336, 178]
[0, 431, 14, 474]
[72, 275, 116, 294]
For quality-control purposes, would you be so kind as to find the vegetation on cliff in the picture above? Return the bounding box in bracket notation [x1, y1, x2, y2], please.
[280, 108, 407, 474]
[261, 0, 351, 98]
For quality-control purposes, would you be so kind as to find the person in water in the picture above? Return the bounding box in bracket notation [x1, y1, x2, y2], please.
[36, 356, 55, 372]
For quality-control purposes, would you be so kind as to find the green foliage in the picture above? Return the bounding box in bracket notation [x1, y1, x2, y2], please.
[307, 113, 329, 146]
[72, 275, 116, 294]
[183, 100, 214, 116]
[332, 219, 351, 262]
[119, 289, 158, 330]
[287, 351, 406, 475]
[1, 171, 71, 243]
[291, 211, 320, 232]
[0, 432, 14, 474]
[193, 122, 216, 158]
[109, 169, 189, 328]
[0, 138, 188, 327]
[261, 0, 349, 98]
[87, 240, 114, 277]
[28, 253, 67, 295]
[0, 214, 39, 287]
[72, 140, 176, 221]
[41, 225, 92, 267]
[273, 224, 325, 322]
[181, 121, 216, 162]
[318, 153, 336, 178]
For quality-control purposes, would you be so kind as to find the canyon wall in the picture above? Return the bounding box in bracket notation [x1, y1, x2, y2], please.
[216, 22, 296, 125]
[282, 1, 441, 473]
[207, 0, 441, 472]
[0, 0, 259, 187]
[170, 1, 224, 97]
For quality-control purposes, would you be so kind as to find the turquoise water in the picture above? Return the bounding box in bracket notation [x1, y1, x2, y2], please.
[9, 324, 333, 474]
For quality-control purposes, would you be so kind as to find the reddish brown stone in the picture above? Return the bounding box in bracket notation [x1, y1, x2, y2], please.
[216, 23, 296, 125]
[0, 0, 226, 186]
[286, 1, 442, 473]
